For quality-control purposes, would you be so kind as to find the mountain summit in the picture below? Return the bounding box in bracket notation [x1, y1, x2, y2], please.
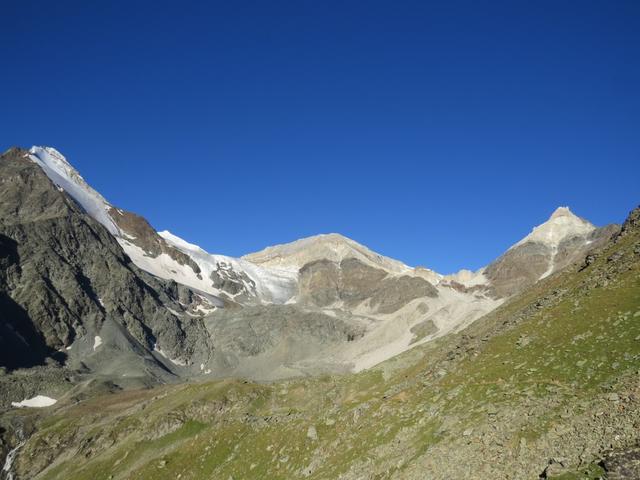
[514, 206, 595, 249]
[482, 206, 615, 296]
[243, 233, 412, 275]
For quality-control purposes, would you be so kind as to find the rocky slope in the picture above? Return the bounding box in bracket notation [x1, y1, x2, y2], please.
[481, 206, 617, 297]
[1, 205, 637, 480]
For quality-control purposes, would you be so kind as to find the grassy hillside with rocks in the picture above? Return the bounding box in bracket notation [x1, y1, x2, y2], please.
[2, 207, 639, 480]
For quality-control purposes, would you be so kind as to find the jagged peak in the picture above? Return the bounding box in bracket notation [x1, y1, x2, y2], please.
[27, 146, 120, 235]
[513, 206, 595, 249]
[549, 206, 577, 220]
[1, 146, 30, 157]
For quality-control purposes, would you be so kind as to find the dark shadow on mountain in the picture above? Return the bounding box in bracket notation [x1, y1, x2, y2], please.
[0, 293, 64, 370]
[0, 234, 65, 370]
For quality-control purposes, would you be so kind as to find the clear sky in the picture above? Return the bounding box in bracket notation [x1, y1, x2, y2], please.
[2, 1, 639, 273]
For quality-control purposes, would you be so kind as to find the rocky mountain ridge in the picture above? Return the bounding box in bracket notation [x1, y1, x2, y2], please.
[1, 146, 620, 385]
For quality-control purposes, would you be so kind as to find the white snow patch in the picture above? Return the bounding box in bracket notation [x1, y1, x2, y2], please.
[198, 364, 212, 374]
[93, 335, 103, 350]
[166, 307, 182, 317]
[11, 395, 57, 408]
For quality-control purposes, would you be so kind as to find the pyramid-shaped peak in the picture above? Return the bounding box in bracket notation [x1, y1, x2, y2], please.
[549, 206, 577, 220]
[513, 206, 595, 249]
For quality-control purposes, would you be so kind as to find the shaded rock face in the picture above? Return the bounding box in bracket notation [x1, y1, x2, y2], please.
[617, 205, 640, 239]
[208, 305, 364, 356]
[602, 444, 640, 480]
[298, 257, 438, 314]
[210, 261, 256, 302]
[205, 304, 365, 379]
[0, 234, 58, 369]
[0, 148, 212, 374]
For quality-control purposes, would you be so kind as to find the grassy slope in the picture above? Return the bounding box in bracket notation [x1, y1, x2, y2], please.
[10, 224, 640, 480]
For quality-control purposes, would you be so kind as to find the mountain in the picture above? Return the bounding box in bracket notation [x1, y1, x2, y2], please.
[0, 144, 636, 480]
[1, 146, 620, 386]
[244, 233, 416, 275]
[441, 207, 615, 297]
[28, 146, 297, 307]
[0, 147, 216, 394]
[481, 206, 617, 297]
[2, 201, 637, 480]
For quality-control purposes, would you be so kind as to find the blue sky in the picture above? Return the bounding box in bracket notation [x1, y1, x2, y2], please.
[2, 1, 639, 273]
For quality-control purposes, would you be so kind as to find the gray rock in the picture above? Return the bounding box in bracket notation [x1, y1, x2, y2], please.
[307, 425, 318, 441]
[298, 257, 437, 314]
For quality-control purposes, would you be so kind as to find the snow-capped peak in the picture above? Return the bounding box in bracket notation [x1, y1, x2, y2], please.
[28, 146, 120, 235]
[514, 206, 595, 249]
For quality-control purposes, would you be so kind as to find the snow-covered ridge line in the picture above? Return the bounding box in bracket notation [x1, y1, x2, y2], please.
[11, 395, 57, 408]
[26, 146, 596, 302]
[28, 146, 297, 304]
[159, 230, 298, 304]
[28, 147, 120, 235]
